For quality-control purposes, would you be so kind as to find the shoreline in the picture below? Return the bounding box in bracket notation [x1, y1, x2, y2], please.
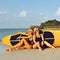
[0, 48, 60, 60]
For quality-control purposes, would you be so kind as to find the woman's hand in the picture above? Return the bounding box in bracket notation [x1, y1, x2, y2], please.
[41, 41, 44, 46]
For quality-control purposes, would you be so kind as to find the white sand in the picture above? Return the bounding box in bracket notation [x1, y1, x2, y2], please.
[0, 48, 60, 60]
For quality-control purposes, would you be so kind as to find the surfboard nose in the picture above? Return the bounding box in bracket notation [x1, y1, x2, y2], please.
[2, 35, 12, 46]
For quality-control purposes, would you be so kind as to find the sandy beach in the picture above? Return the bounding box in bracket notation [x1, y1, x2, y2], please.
[0, 48, 60, 60]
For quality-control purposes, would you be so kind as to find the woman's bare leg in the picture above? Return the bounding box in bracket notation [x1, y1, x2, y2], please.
[16, 39, 27, 50]
[23, 40, 32, 49]
[44, 41, 55, 48]
[6, 45, 18, 51]
[33, 42, 42, 51]
[16, 38, 32, 50]
[6, 39, 25, 51]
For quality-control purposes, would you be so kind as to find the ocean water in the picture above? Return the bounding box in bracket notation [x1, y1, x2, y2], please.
[0, 29, 27, 53]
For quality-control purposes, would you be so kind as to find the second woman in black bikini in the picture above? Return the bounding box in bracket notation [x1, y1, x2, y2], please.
[33, 27, 44, 51]
[33, 27, 55, 51]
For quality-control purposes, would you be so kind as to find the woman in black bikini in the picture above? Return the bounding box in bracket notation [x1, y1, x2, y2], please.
[33, 27, 44, 51]
[33, 27, 55, 51]
[6, 28, 33, 51]
[16, 28, 34, 50]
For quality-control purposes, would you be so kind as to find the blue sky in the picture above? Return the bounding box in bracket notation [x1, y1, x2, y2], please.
[0, 0, 60, 28]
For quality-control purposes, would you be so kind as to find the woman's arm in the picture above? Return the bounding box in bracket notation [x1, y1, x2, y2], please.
[41, 34, 44, 42]
[33, 35, 36, 43]
[41, 34, 44, 46]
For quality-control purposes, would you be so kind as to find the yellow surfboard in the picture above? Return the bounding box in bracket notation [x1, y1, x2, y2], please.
[2, 30, 60, 47]
[43, 29, 60, 47]
[2, 32, 28, 46]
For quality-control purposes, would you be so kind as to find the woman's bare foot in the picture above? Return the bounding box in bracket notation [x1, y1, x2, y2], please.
[51, 46, 55, 49]
[6, 48, 12, 52]
[16, 47, 20, 50]
[39, 47, 42, 51]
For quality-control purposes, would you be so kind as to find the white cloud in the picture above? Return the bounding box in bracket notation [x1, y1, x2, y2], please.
[40, 13, 44, 16]
[0, 11, 7, 15]
[56, 7, 60, 16]
[39, 13, 48, 20]
[43, 17, 48, 20]
[19, 10, 28, 17]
